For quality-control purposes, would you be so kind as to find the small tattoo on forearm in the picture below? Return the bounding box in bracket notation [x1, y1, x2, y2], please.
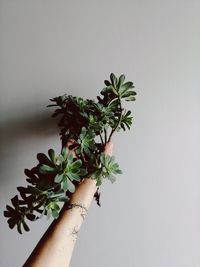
[67, 203, 88, 220]
[71, 226, 79, 241]
[72, 226, 79, 236]
[80, 211, 86, 220]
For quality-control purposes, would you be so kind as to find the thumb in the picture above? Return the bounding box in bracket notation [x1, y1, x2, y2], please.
[104, 142, 113, 156]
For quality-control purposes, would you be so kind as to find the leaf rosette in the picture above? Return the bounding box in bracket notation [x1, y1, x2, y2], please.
[5, 73, 136, 233]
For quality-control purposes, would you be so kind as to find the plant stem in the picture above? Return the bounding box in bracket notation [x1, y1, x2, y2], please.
[108, 97, 123, 142]
[104, 128, 107, 144]
[108, 97, 118, 106]
[99, 132, 104, 145]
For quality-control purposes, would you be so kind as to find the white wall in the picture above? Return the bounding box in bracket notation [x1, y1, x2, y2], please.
[0, 1, 200, 266]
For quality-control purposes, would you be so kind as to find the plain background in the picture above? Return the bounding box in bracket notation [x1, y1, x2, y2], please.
[0, 1, 200, 267]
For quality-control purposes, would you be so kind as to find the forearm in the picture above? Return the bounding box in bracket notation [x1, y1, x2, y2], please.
[23, 142, 113, 267]
[23, 179, 97, 267]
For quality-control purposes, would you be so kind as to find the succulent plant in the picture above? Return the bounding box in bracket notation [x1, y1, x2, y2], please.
[4, 73, 136, 233]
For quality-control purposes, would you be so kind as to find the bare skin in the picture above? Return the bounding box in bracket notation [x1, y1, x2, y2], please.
[23, 142, 113, 267]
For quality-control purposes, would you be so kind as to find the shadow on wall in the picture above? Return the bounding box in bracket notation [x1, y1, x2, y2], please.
[0, 107, 59, 185]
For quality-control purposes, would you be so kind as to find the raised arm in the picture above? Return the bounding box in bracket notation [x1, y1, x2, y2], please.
[23, 142, 113, 267]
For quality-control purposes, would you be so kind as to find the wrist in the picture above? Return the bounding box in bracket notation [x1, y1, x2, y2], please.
[69, 178, 97, 209]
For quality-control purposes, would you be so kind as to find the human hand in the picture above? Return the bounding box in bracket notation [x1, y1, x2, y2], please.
[66, 141, 114, 208]
[66, 139, 113, 157]
[104, 141, 113, 156]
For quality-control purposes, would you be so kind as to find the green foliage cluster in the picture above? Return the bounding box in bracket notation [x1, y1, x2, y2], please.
[4, 73, 136, 233]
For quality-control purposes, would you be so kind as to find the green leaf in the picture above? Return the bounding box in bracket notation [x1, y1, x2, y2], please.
[62, 179, 68, 190]
[125, 95, 136, 101]
[67, 172, 80, 181]
[55, 173, 63, 183]
[91, 169, 102, 186]
[107, 174, 116, 183]
[27, 186, 43, 196]
[66, 179, 75, 193]
[52, 210, 59, 219]
[120, 110, 133, 130]
[104, 80, 111, 86]
[37, 153, 53, 166]
[17, 223, 22, 234]
[120, 81, 134, 92]
[71, 159, 82, 169]
[52, 203, 60, 211]
[48, 149, 55, 162]
[118, 74, 125, 87]
[99, 153, 122, 183]
[77, 127, 96, 155]
[58, 196, 69, 202]
[22, 220, 30, 232]
[26, 213, 36, 221]
[61, 146, 68, 158]
[78, 168, 87, 176]
[96, 178, 102, 186]
[118, 82, 136, 102]
[110, 73, 118, 88]
[56, 154, 64, 165]
[66, 152, 73, 163]
[11, 195, 19, 207]
[39, 165, 56, 174]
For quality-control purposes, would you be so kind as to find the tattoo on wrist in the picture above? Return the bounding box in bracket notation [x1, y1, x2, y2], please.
[80, 211, 86, 220]
[67, 203, 88, 220]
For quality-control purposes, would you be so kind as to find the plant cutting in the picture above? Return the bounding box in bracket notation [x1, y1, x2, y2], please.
[4, 73, 136, 234]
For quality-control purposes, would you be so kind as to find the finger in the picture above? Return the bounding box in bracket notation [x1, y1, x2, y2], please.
[66, 139, 77, 158]
[104, 141, 113, 156]
[66, 139, 74, 147]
